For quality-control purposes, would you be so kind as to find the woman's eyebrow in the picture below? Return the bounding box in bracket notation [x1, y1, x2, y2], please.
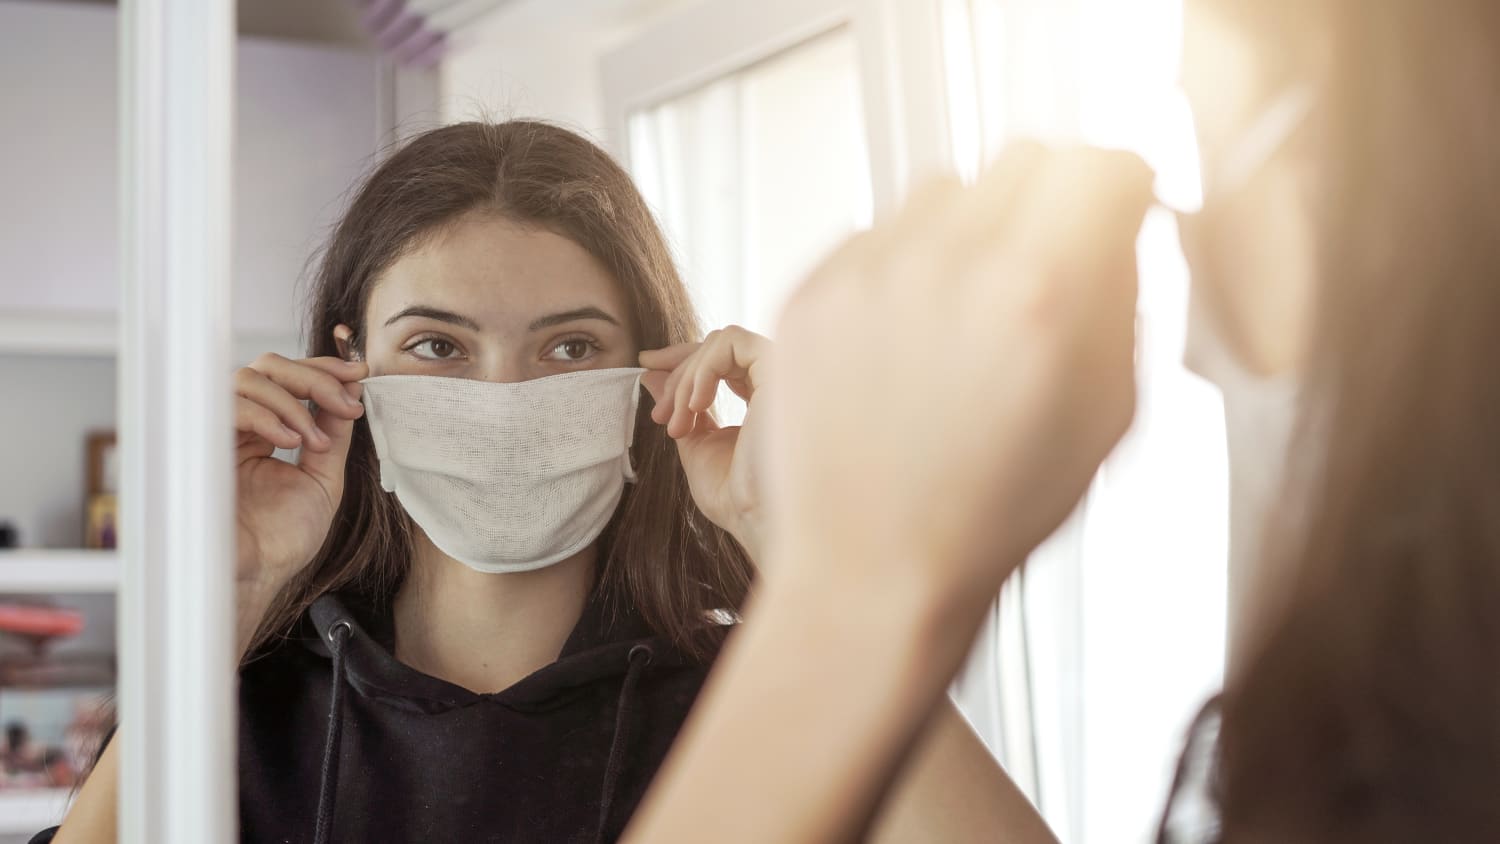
[384, 306, 481, 330]
[528, 307, 621, 331]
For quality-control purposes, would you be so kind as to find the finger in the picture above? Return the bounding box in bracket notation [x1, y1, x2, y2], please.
[892, 171, 965, 232]
[693, 326, 769, 405]
[235, 396, 303, 451]
[639, 342, 701, 372]
[1010, 147, 1155, 269]
[662, 336, 710, 432]
[642, 370, 671, 423]
[936, 140, 1051, 250]
[688, 362, 718, 414]
[650, 368, 679, 424]
[235, 368, 330, 450]
[298, 402, 356, 491]
[639, 371, 669, 407]
[1002, 149, 1152, 327]
[247, 354, 367, 420]
[670, 343, 709, 438]
[296, 355, 369, 385]
[677, 411, 723, 446]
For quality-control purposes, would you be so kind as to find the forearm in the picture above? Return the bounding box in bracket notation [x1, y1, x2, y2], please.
[625, 553, 1005, 843]
[870, 699, 1059, 844]
[236, 578, 277, 661]
[52, 734, 118, 844]
[236, 549, 296, 661]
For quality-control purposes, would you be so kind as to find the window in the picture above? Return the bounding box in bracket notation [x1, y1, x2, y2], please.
[627, 28, 872, 339]
[606, 0, 875, 423]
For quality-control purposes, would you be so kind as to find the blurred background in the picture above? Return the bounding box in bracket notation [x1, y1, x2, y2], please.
[0, 1, 1226, 841]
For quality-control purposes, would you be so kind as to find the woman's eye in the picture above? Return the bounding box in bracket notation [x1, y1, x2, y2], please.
[547, 339, 597, 362]
[409, 338, 460, 360]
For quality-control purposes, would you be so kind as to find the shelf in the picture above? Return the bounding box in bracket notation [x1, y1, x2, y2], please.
[0, 788, 70, 835]
[0, 550, 118, 594]
[0, 310, 301, 363]
[0, 311, 116, 358]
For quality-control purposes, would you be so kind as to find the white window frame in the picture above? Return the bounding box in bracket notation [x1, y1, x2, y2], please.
[118, 0, 237, 841]
[601, 0, 956, 218]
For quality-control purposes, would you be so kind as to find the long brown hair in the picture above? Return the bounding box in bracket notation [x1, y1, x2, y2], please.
[1204, 1, 1500, 840]
[244, 121, 753, 661]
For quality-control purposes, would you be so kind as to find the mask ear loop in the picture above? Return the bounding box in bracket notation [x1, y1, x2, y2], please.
[1201, 86, 1316, 208]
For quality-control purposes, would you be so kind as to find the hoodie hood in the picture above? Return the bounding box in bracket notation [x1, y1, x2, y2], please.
[301, 591, 689, 715]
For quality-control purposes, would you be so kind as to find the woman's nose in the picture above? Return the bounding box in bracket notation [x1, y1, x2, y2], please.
[477, 354, 530, 384]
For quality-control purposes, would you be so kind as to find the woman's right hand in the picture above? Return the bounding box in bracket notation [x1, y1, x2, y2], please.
[233, 354, 367, 619]
[764, 144, 1155, 604]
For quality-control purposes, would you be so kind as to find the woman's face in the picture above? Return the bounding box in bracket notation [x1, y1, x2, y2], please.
[342, 212, 638, 380]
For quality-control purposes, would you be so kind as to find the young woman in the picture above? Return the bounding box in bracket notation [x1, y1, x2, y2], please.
[627, 0, 1500, 842]
[43, 121, 1037, 843]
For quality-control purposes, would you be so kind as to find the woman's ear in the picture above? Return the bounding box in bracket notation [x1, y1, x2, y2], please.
[333, 324, 361, 362]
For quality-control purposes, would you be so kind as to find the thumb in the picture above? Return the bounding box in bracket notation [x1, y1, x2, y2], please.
[679, 411, 723, 443]
[299, 383, 360, 497]
[641, 370, 671, 422]
[641, 370, 669, 403]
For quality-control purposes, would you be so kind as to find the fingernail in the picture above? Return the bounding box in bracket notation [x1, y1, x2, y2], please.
[281, 425, 301, 441]
[313, 426, 330, 444]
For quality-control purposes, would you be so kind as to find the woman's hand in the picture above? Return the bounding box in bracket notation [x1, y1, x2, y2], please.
[234, 353, 367, 645]
[640, 325, 771, 561]
[764, 144, 1155, 601]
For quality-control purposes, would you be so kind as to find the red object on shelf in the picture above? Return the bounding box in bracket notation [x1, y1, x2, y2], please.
[0, 603, 85, 638]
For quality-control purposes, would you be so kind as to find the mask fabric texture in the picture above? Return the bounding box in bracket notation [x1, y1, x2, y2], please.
[360, 367, 644, 574]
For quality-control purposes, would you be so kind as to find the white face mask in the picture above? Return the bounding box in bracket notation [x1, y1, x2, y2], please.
[360, 367, 645, 574]
[1179, 87, 1313, 644]
[1184, 285, 1300, 640]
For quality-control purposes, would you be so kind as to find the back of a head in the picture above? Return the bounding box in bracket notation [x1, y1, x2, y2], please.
[1204, 1, 1500, 841]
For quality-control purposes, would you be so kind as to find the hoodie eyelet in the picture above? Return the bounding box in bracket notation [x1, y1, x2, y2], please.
[328, 620, 352, 648]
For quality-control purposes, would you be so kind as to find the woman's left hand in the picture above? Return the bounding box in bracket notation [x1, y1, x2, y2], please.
[640, 325, 771, 562]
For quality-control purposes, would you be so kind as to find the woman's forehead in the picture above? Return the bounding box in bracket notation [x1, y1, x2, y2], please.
[368, 215, 629, 331]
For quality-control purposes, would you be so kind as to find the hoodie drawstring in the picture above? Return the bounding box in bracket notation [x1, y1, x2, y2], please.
[314, 620, 352, 844]
[596, 643, 653, 843]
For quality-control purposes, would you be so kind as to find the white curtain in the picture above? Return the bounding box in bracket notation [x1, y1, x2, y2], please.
[627, 26, 872, 339]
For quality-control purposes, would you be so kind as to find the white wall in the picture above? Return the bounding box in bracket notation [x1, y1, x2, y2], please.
[0, 1, 118, 318]
[0, 0, 385, 349]
[440, 0, 699, 140]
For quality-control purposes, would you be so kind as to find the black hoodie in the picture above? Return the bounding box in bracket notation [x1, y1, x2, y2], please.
[32, 591, 720, 844]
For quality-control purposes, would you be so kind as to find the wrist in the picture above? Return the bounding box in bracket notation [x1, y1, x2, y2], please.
[727, 515, 766, 569]
[764, 534, 999, 660]
[235, 567, 286, 658]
